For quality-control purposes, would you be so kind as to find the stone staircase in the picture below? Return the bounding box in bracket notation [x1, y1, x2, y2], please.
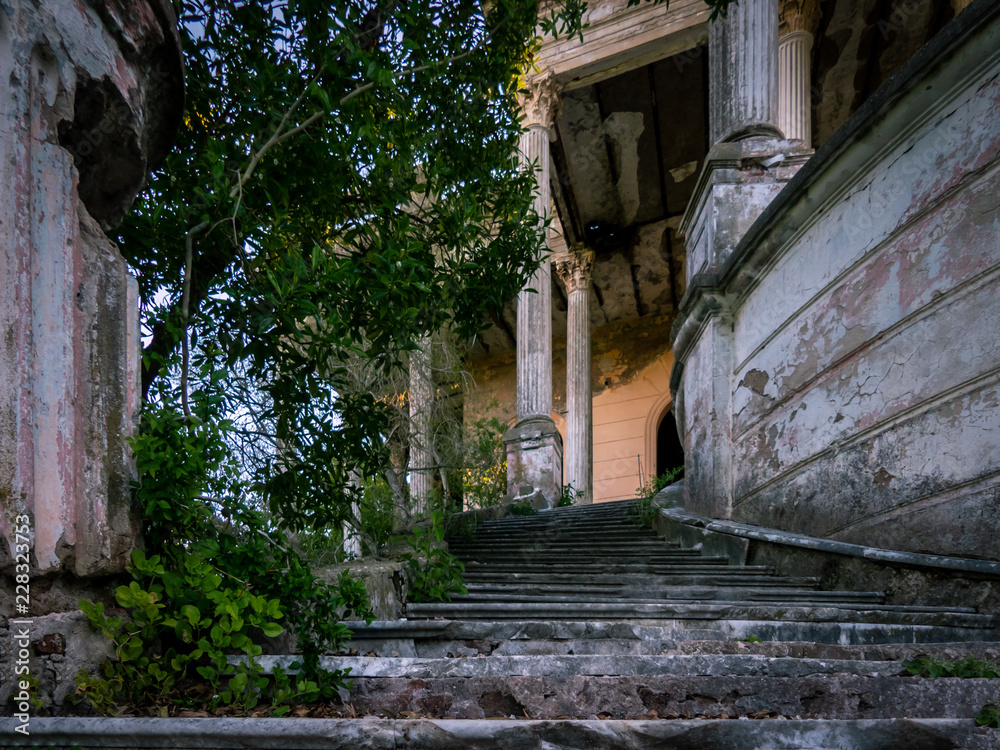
[410, 499, 994, 629]
[310, 499, 1000, 747]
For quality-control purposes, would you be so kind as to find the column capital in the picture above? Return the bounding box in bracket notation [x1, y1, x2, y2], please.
[555, 246, 595, 293]
[519, 70, 564, 132]
[779, 0, 820, 35]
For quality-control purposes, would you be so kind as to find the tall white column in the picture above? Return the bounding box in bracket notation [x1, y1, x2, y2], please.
[556, 247, 595, 505]
[778, 29, 813, 144]
[516, 75, 561, 419]
[409, 334, 433, 515]
[709, 0, 780, 144]
[503, 71, 564, 509]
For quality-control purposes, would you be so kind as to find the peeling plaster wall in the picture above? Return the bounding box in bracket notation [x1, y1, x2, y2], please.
[467, 314, 674, 503]
[0, 0, 182, 588]
[676, 5, 1000, 560]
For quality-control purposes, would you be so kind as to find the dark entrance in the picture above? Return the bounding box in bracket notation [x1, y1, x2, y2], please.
[656, 409, 685, 477]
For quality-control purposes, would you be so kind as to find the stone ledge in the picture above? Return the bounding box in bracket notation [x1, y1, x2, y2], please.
[3, 717, 996, 749]
[657, 505, 1000, 578]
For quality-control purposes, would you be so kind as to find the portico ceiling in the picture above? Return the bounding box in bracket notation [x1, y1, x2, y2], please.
[471, 0, 956, 359]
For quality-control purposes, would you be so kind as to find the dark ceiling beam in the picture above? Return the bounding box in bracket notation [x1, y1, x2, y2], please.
[550, 130, 585, 247]
[647, 64, 680, 312]
[593, 81, 621, 187]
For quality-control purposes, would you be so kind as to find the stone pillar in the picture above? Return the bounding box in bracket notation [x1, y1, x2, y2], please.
[0, 0, 183, 583]
[676, 0, 812, 519]
[503, 71, 564, 509]
[343, 471, 362, 558]
[555, 248, 595, 505]
[709, 0, 780, 144]
[409, 335, 434, 515]
[778, 30, 813, 144]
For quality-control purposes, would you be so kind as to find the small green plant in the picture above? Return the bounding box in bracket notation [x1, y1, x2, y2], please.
[508, 498, 536, 516]
[10, 672, 46, 714]
[902, 656, 1000, 679]
[736, 635, 763, 643]
[75, 547, 320, 716]
[903, 657, 1000, 729]
[395, 509, 468, 603]
[557, 484, 582, 507]
[977, 704, 1000, 728]
[631, 465, 684, 527]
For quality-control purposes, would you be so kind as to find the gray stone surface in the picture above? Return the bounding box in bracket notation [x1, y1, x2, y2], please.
[342, 674, 1000, 720]
[0, 610, 114, 707]
[345, 618, 1000, 646]
[672, 0, 1000, 563]
[259, 653, 909, 679]
[3, 718, 997, 750]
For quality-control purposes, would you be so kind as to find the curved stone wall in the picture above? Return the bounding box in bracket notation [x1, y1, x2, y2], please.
[672, 1, 1000, 560]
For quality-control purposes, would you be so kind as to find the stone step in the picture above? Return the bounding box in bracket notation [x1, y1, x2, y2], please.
[447, 593, 962, 611]
[347, 619, 1000, 658]
[460, 560, 742, 574]
[340, 635, 1000, 659]
[460, 584, 884, 603]
[455, 535, 669, 547]
[261, 652, 994, 680]
[448, 539, 681, 551]
[404, 601, 996, 627]
[339, 675, 1000, 722]
[18, 717, 1000, 749]
[475, 514, 641, 526]
[454, 554, 715, 565]
[462, 571, 822, 587]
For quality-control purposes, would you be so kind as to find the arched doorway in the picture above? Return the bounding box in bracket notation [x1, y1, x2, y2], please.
[656, 409, 685, 477]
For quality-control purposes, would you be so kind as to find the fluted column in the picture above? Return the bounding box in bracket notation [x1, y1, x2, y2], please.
[556, 247, 595, 505]
[409, 334, 433, 515]
[503, 71, 564, 509]
[516, 73, 561, 419]
[778, 31, 812, 143]
[709, 0, 780, 144]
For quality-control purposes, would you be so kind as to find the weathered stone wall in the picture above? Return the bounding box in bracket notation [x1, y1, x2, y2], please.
[673, 2, 1000, 560]
[0, 0, 182, 590]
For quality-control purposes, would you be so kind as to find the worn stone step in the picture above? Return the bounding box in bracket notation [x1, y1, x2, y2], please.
[455, 548, 712, 565]
[460, 560, 740, 574]
[428, 597, 979, 615]
[449, 539, 681, 551]
[10, 717, 999, 750]
[460, 585, 884, 603]
[343, 636, 1000, 659]
[342, 619, 1000, 649]
[462, 571, 821, 587]
[404, 601, 996, 628]
[462, 581, 834, 595]
[264, 653, 921, 679]
[333, 672, 1000, 722]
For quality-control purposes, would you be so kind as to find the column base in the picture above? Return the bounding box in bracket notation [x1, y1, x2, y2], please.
[680, 136, 814, 278]
[503, 415, 563, 509]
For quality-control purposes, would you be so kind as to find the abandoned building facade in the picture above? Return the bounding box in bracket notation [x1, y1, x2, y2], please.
[461, 0, 1000, 565]
[1, 0, 1000, 737]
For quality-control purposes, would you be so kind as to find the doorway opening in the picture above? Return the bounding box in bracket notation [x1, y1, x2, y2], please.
[656, 409, 685, 477]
